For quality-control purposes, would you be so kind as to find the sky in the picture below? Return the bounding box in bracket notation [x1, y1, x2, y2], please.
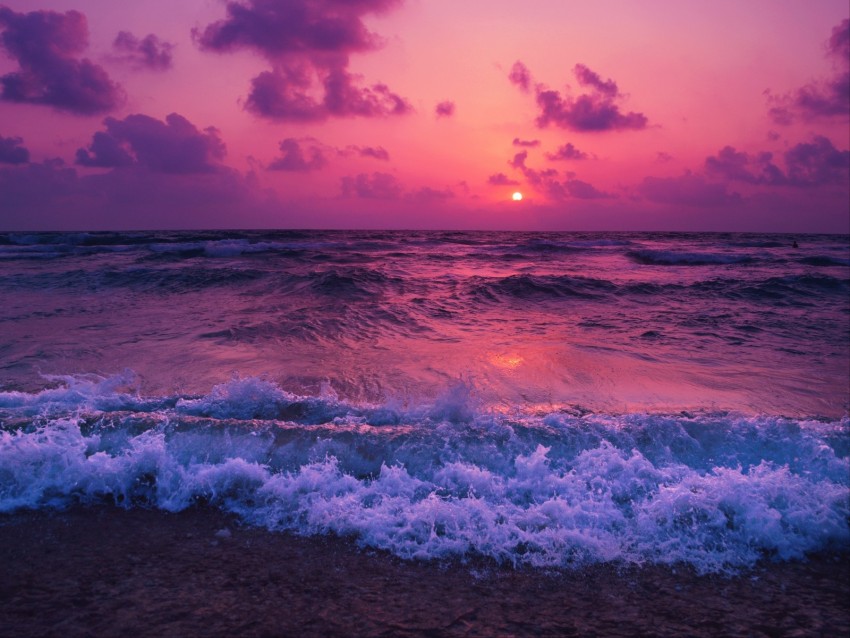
[0, 0, 848, 232]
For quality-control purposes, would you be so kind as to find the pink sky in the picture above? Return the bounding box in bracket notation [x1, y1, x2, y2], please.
[0, 0, 848, 231]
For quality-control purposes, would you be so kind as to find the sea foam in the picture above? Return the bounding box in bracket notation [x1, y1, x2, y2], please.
[1, 374, 847, 574]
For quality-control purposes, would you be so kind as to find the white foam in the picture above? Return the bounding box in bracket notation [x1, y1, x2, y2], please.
[1, 375, 847, 573]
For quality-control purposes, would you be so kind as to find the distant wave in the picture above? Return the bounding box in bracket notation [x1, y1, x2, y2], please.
[2, 374, 847, 574]
[627, 249, 755, 266]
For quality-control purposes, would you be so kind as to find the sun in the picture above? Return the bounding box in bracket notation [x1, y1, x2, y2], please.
[512, 191, 523, 201]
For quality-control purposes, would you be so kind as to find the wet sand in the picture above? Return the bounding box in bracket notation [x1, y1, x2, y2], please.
[0, 506, 847, 637]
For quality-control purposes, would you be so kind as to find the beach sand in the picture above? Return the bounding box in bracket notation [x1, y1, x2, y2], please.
[0, 506, 847, 637]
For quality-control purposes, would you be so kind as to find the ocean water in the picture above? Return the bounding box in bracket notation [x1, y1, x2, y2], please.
[0, 230, 848, 573]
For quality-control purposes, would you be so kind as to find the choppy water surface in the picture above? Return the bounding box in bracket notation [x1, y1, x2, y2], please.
[1, 230, 848, 572]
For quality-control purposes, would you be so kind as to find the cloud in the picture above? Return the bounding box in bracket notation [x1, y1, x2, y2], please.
[0, 134, 29, 164]
[406, 186, 454, 203]
[639, 173, 741, 207]
[337, 144, 390, 160]
[341, 171, 403, 199]
[268, 137, 327, 171]
[508, 150, 528, 170]
[573, 64, 618, 97]
[768, 19, 850, 123]
[194, 0, 411, 122]
[656, 151, 674, 163]
[113, 31, 174, 71]
[705, 137, 849, 187]
[0, 152, 277, 231]
[545, 143, 589, 161]
[705, 146, 785, 185]
[351, 145, 389, 160]
[487, 172, 520, 186]
[784, 136, 850, 186]
[563, 179, 611, 199]
[0, 7, 123, 115]
[530, 64, 647, 132]
[435, 100, 455, 118]
[508, 60, 531, 92]
[512, 138, 540, 147]
[75, 113, 226, 174]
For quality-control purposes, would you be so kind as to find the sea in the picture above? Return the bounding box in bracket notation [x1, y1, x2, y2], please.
[1, 230, 848, 575]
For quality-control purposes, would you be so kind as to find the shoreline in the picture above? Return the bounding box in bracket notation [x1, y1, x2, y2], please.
[1, 506, 847, 637]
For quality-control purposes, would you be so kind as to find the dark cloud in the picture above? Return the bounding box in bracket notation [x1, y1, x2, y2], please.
[350, 145, 389, 160]
[531, 64, 647, 132]
[508, 61, 531, 92]
[639, 173, 741, 207]
[784, 136, 850, 186]
[573, 64, 617, 97]
[487, 172, 520, 186]
[268, 138, 327, 171]
[656, 151, 674, 163]
[546, 143, 588, 161]
[0, 158, 276, 230]
[563, 179, 611, 199]
[113, 31, 174, 71]
[705, 146, 785, 185]
[512, 138, 540, 147]
[244, 64, 410, 121]
[341, 171, 402, 199]
[435, 100, 455, 118]
[521, 166, 559, 186]
[508, 150, 528, 170]
[0, 7, 123, 115]
[406, 186, 454, 203]
[195, 0, 410, 122]
[705, 137, 849, 187]
[0, 134, 29, 164]
[76, 113, 226, 174]
[768, 19, 849, 124]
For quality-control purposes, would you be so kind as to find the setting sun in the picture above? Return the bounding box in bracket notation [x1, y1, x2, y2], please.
[512, 191, 523, 201]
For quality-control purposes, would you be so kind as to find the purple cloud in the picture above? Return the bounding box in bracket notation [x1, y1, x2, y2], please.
[706, 137, 849, 187]
[435, 100, 455, 118]
[530, 64, 647, 132]
[573, 64, 618, 97]
[268, 138, 327, 171]
[487, 172, 520, 186]
[76, 113, 226, 174]
[341, 172, 402, 199]
[508, 61, 531, 92]
[639, 173, 741, 207]
[769, 19, 849, 123]
[113, 31, 174, 71]
[512, 138, 540, 147]
[353, 145, 389, 161]
[0, 7, 123, 115]
[406, 186, 454, 203]
[0, 158, 275, 230]
[563, 179, 611, 199]
[508, 150, 528, 170]
[0, 134, 29, 164]
[195, 0, 410, 121]
[546, 143, 589, 161]
[784, 136, 850, 186]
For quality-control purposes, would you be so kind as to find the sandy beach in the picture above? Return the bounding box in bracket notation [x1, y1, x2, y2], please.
[0, 506, 847, 637]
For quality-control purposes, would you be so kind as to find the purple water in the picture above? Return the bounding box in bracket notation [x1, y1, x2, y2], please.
[1, 230, 848, 572]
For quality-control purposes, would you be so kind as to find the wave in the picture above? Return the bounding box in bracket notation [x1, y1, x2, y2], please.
[627, 249, 756, 266]
[1, 374, 847, 574]
[469, 274, 616, 301]
[798, 255, 850, 267]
